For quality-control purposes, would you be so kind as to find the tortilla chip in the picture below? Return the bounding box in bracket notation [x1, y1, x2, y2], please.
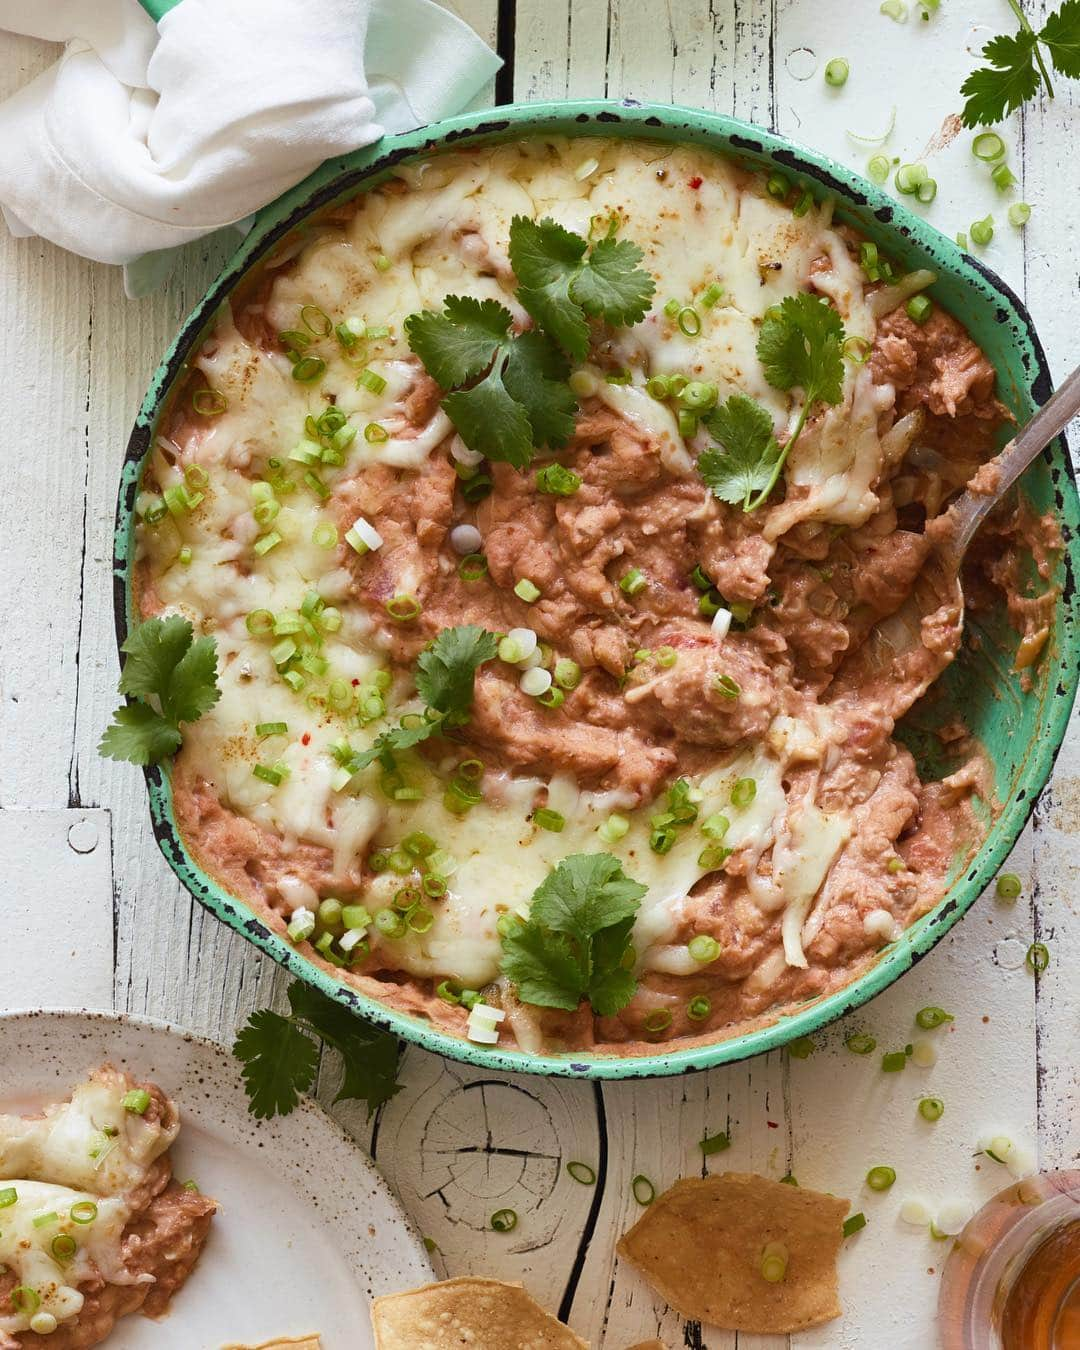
[371, 1278, 588, 1349]
[617, 1173, 848, 1334]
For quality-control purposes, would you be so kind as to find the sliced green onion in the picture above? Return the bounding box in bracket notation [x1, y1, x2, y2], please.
[970, 214, 995, 246]
[514, 578, 541, 603]
[906, 295, 933, 325]
[0, 1187, 16, 1208]
[385, 593, 421, 622]
[553, 658, 581, 690]
[698, 843, 732, 870]
[866, 1166, 896, 1191]
[663, 297, 682, 318]
[254, 530, 282, 556]
[713, 673, 741, 701]
[677, 409, 698, 439]
[604, 369, 631, 385]
[915, 1006, 953, 1030]
[643, 1008, 672, 1034]
[996, 872, 1022, 900]
[1008, 202, 1032, 227]
[357, 368, 387, 395]
[407, 906, 434, 933]
[731, 777, 756, 809]
[824, 57, 850, 87]
[916, 177, 938, 204]
[655, 646, 677, 668]
[687, 995, 711, 1022]
[192, 387, 227, 416]
[566, 1161, 596, 1185]
[918, 1096, 944, 1121]
[867, 154, 890, 184]
[51, 1232, 78, 1262]
[956, 231, 969, 251]
[70, 1201, 98, 1224]
[491, 1208, 517, 1233]
[10, 1287, 40, 1314]
[699, 1130, 730, 1155]
[688, 934, 720, 963]
[766, 171, 789, 201]
[536, 463, 582, 496]
[846, 1032, 876, 1055]
[462, 473, 493, 504]
[365, 421, 389, 443]
[881, 1050, 907, 1072]
[646, 374, 671, 400]
[282, 670, 305, 692]
[245, 609, 274, 636]
[879, 0, 906, 17]
[843, 1212, 868, 1238]
[620, 567, 647, 596]
[1026, 942, 1050, 973]
[538, 687, 565, 709]
[319, 898, 343, 928]
[701, 814, 730, 842]
[700, 281, 724, 308]
[533, 807, 565, 833]
[292, 356, 326, 383]
[788, 1036, 815, 1060]
[677, 306, 701, 337]
[299, 304, 332, 336]
[374, 908, 406, 939]
[991, 163, 1017, 191]
[253, 762, 287, 786]
[32, 1211, 58, 1228]
[458, 552, 488, 582]
[122, 1088, 151, 1115]
[792, 187, 814, 218]
[895, 162, 927, 195]
[680, 380, 718, 411]
[598, 813, 630, 844]
[632, 1174, 656, 1205]
[972, 132, 1006, 162]
[761, 1241, 789, 1282]
[779, 1174, 798, 1186]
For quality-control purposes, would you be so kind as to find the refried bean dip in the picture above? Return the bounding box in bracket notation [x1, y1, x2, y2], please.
[0, 1068, 214, 1347]
[134, 137, 1055, 1057]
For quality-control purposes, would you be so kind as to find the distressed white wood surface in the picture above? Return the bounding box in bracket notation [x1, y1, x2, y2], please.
[0, 2, 1077, 1346]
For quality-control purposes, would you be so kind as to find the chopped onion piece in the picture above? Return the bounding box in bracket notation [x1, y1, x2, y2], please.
[450, 436, 485, 468]
[507, 627, 539, 661]
[467, 1023, 500, 1044]
[869, 268, 937, 319]
[519, 647, 544, 670]
[521, 667, 554, 697]
[711, 607, 732, 639]
[900, 1198, 931, 1226]
[339, 928, 367, 952]
[863, 908, 901, 942]
[935, 1202, 970, 1236]
[910, 1039, 937, 1068]
[575, 157, 600, 181]
[569, 370, 600, 398]
[450, 523, 483, 555]
[346, 516, 383, 552]
[470, 1002, 506, 1024]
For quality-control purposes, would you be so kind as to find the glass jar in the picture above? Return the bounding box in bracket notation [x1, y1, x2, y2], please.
[938, 1170, 1080, 1349]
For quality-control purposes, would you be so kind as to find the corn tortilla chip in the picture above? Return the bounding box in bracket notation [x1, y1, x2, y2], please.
[617, 1173, 848, 1334]
[371, 1278, 589, 1349]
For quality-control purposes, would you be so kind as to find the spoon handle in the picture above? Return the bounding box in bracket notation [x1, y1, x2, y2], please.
[951, 363, 1080, 560]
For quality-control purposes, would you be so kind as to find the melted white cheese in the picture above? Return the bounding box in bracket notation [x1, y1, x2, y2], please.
[142, 137, 883, 1003]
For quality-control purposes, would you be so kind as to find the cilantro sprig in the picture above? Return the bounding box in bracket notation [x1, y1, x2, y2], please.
[347, 624, 497, 774]
[405, 217, 655, 469]
[233, 980, 400, 1119]
[500, 853, 648, 1016]
[697, 293, 845, 513]
[98, 615, 220, 766]
[961, 0, 1080, 127]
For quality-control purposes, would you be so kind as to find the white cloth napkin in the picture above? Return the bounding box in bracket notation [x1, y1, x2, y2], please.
[0, 0, 500, 294]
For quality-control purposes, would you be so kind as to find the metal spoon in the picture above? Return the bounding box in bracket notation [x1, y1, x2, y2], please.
[830, 364, 1080, 719]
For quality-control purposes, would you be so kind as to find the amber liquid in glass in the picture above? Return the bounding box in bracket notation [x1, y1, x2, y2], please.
[999, 1220, 1080, 1349]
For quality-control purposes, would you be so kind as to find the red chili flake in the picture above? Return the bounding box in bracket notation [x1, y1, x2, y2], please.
[766, 1120, 779, 1129]
[689, 175, 703, 190]
[301, 732, 311, 746]
[351, 678, 361, 687]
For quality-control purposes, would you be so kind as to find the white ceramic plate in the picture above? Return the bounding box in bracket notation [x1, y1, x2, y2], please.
[0, 1009, 432, 1349]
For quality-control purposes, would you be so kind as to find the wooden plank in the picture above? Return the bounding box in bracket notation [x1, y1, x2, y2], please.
[0, 809, 114, 1009]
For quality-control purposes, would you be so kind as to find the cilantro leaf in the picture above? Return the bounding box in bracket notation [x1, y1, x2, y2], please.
[347, 717, 440, 773]
[757, 293, 845, 406]
[698, 394, 784, 510]
[98, 703, 182, 766]
[960, 30, 1041, 126]
[1042, 0, 1080, 78]
[500, 853, 646, 1015]
[529, 852, 647, 945]
[501, 927, 587, 1011]
[233, 1008, 320, 1120]
[287, 983, 401, 1116]
[403, 296, 511, 388]
[414, 624, 499, 723]
[570, 234, 656, 328]
[117, 615, 193, 702]
[509, 215, 655, 360]
[502, 331, 577, 449]
[442, 362, 535, 468]
[100, 615, 220, 766]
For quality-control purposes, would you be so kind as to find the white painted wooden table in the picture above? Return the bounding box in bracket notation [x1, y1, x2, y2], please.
[1, 3, 1077, 1346]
